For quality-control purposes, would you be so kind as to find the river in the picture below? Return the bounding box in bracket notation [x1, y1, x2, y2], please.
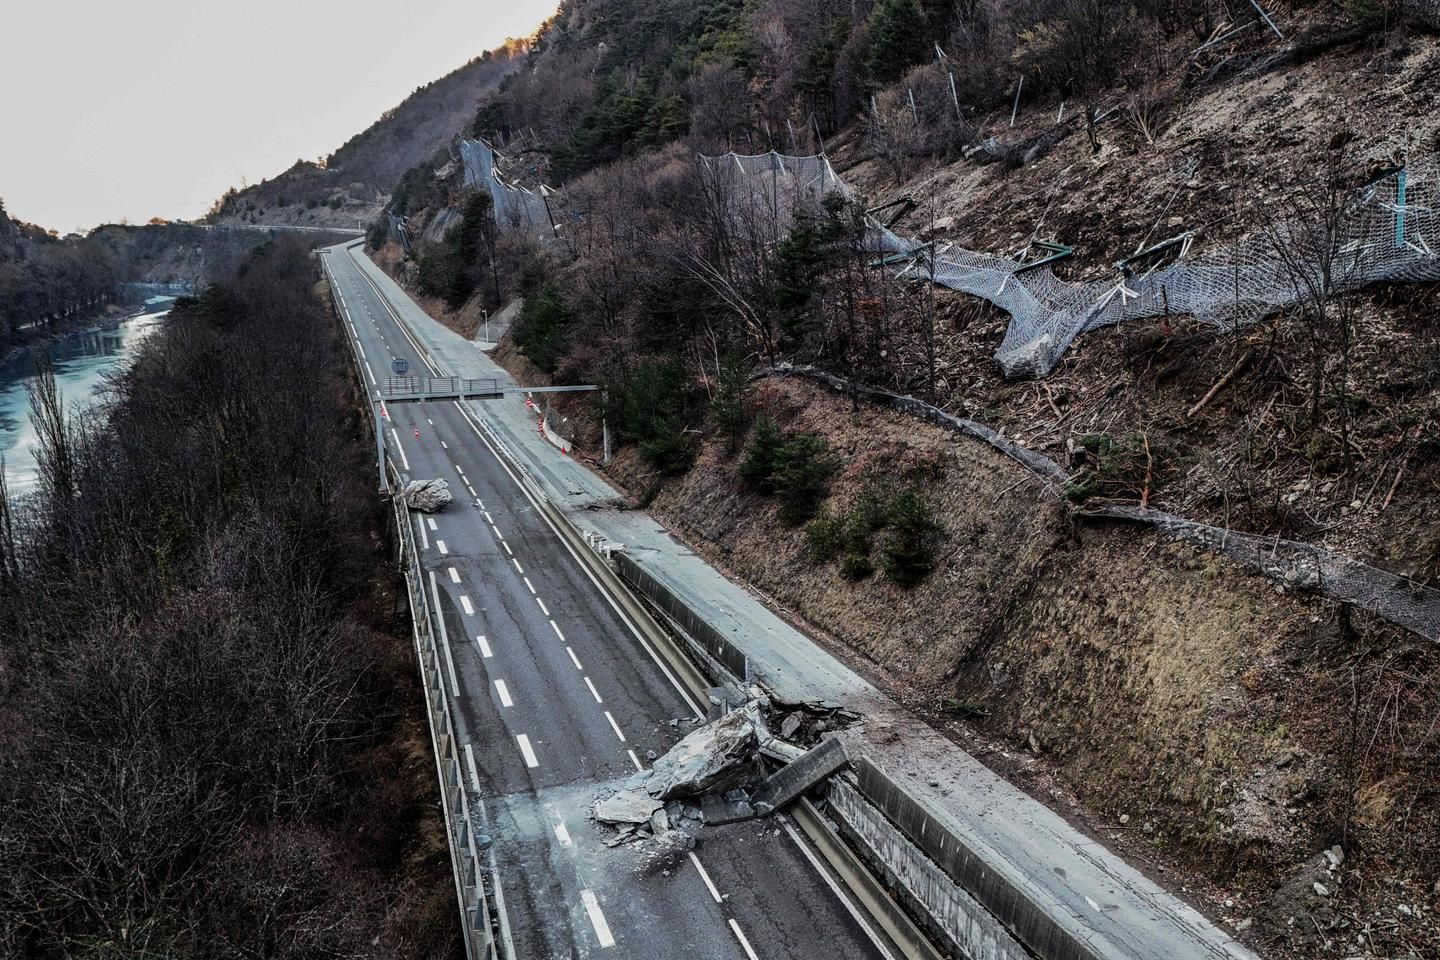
[0, 302, 171, 497]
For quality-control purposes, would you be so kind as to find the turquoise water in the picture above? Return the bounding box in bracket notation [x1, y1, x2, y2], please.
[0, 303, 170, 496]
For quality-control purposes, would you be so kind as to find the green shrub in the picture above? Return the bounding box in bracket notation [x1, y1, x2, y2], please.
[805, 512, 846, 563]
[880, 489, 945, 586]
[840, 552, 874, 581]
[639, 418, 696, 475]
[772, 433, 839, 526]
[709, 354, 752, 454]
[739, 416, 784, 492]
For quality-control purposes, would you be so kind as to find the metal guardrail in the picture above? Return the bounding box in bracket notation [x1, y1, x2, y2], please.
[390, 462, 503, 960]
[323, 257, 501, 958]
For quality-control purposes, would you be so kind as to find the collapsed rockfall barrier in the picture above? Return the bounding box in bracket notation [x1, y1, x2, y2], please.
[758, 364, 1440, 642]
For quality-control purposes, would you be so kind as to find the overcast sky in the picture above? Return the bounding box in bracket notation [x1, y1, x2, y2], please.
[0, 1, 556, 234]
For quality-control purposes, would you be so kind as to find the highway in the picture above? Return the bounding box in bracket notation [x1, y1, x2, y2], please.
[320, 243, 891, 960]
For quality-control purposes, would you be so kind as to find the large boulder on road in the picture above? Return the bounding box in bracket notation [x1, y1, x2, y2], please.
[645, 705, 760, 800]
[400, 478, 453, 513]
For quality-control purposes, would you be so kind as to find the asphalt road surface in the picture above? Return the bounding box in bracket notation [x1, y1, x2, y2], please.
[321, 244, 891, 960]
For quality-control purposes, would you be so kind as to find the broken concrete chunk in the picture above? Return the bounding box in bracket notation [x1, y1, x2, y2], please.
[594, 784, 663, 825]
[399, 478, 453, 513]
[779, 714, 803, 740]
[650, 807, 670, 835]
[701, 793, 756, 825]
[645, 705, 760, 801]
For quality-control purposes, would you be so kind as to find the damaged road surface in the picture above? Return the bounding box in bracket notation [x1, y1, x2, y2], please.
[325, 245, 888, 960]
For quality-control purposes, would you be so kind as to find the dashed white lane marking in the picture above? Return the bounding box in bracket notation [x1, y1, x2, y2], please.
[440, 440, 448, 450]
[523, 577, 536, 594]
[729, 919, 760, 960]
[512, 559, 523, 574]
[476, 635, 492, 658]
[583, 676, 603, 703]
[484, 511, 494, 523]
[363, 360, 376, 384]
[436, 540, 448, 555]
[449, 567, 461, 584]
[494, 679, 513, 708]
[460, 595, 474, 616]
[555, 819, 573, 847]
[536, 597, 550, 616]
[429, 573, 459, 698]
[567, 647, 583, 670]
[604, 711, 626, 742]
[627, 749, 643, 771]
[690, 853, 723, 904]
[389, 429, 411, 470]
[416, 515, 429, 551]
[580, 891, 615, 949]
[427, 518, 438, 531]
[502, 542, 513, 556]
[455, 463, 464, 475]
[476, 498, 486, 509]
[427, 418, 434, 425]
[550, 620, 566, 642]
[491, 524, 503, 540]
[516, 734, 539, 769]
[466, 482, 477, 496]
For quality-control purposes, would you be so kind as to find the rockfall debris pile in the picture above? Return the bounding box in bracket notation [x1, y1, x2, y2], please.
[398, 478, 453, 513]
[592, 698, 859, 870]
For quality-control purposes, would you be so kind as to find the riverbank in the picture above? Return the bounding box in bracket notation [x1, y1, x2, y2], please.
[0, 299, 147, 369]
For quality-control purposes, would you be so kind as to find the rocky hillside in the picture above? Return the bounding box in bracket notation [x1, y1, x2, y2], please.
[209, 44, 525, 229]
[363, 2, 1440, 956]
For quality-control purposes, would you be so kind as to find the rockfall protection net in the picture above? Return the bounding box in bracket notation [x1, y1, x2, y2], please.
[459, 138, 555, 242]
[700, 150, 1440, 378]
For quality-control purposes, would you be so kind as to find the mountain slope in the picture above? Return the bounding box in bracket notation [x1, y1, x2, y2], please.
[210, 44, 526, 229]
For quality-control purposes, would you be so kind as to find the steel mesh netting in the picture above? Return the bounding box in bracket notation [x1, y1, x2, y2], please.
[701, 151, 1440, 378]
[459, 138, 555, 241]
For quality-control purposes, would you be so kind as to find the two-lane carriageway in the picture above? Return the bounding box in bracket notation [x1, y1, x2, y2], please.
[320, 243, 893, 960]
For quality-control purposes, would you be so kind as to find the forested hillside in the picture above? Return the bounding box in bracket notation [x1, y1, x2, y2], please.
[0, 199, 279, 358]
[367, 2, 1440, 956]
[209, 44, 526, 229]
[0, 238, 454, 958]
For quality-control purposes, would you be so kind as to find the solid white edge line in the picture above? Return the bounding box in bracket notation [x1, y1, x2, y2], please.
[515, 734, 539, 768]
[494, 679, 513, 708]
[603, 710, 626, 742]
[781, 816, 899, 960]
[580, 890, 616, 949]
[689, 852, 723, 904]
[583, 676, 603, 703]
[389, 428, 411, 471]
[430, 572, 460, 698]
[729, 919, 761, 960]
[464, 743, 481, 794]
[415, 514, 429, 551]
